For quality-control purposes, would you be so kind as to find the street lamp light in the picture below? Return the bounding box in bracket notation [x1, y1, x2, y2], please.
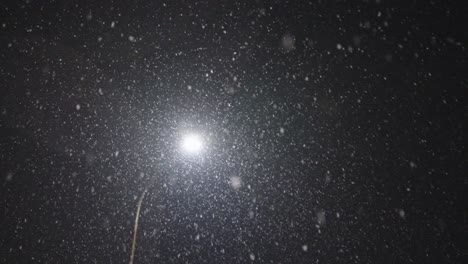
[181, 133, 204, 154]
[129, 133, 205, 264]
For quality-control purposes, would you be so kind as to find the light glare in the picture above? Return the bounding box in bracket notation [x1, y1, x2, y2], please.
[181, 134, 203, 154]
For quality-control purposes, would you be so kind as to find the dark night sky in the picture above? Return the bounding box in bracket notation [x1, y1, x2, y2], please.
[0, 0, 467, 263]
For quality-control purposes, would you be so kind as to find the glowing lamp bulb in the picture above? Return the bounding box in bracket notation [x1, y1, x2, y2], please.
[181, 134, 203, 154]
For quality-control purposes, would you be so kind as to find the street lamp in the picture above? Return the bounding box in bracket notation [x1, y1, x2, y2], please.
[180, 133, 203, 154]
[129, 133, 205, 264]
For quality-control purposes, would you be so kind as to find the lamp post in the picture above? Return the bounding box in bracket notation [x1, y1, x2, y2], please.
[128, 133, 204, 264]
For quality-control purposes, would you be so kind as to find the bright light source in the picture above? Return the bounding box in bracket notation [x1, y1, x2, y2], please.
[181, 134, 203, 154]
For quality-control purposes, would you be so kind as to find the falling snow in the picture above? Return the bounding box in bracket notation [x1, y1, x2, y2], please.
[0, 1, 466, 263]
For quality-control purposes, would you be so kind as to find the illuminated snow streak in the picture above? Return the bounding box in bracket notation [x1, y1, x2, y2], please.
[129, 188, 147, 264]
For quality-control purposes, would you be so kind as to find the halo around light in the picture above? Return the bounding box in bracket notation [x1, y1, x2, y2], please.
[181, 133, 203, 154]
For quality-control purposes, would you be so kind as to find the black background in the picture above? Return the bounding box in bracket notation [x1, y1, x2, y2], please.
[1, 0, 467, 263]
